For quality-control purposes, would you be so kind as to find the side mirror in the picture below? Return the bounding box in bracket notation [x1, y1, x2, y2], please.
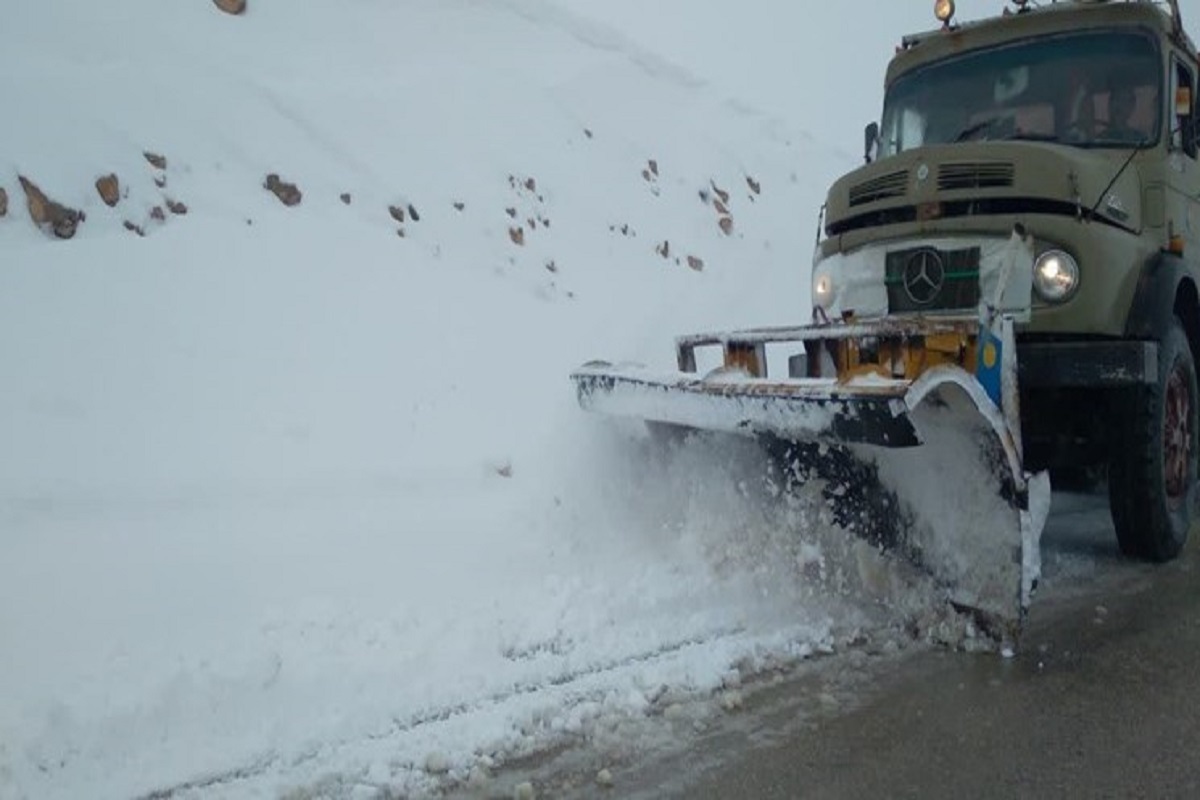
[864, 122, 880, 164]
[1173, 86, 1196, 156]
[1177, 86, 1193, 118]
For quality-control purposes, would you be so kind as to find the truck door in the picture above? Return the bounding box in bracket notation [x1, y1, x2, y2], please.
[1167, 56, 1199, 252]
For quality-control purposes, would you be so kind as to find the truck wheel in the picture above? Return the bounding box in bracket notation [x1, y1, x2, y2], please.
[1108, 317, 1198, 561]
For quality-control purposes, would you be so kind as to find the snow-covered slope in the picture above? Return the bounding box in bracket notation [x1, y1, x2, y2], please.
[0, 2, 949, 798]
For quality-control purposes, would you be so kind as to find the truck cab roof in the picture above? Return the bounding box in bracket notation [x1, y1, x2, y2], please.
[889, 1, 1194, 88]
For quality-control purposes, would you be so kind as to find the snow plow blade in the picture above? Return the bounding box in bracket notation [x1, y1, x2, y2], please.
[570, 317, 1050, 646]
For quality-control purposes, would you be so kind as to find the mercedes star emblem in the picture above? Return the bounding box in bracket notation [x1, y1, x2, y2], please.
[902, 249, 945, 306]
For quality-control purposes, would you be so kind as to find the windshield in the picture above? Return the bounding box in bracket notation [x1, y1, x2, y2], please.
[880, 30, 1162, 156]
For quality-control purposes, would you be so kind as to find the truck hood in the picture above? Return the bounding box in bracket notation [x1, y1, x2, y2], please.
[824, 142, 1143, 238]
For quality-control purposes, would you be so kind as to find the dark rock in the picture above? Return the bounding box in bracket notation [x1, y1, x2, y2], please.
[264, 174, 302, 206]
[19, 176, 82, 239]
[95, 174, 120, 207]
[213, 0, 246, 15]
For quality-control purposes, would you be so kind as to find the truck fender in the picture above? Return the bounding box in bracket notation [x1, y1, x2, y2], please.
[1124, 252, 1200, 347]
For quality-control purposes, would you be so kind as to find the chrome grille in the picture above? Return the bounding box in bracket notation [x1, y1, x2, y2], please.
[885, 246, 981, 313]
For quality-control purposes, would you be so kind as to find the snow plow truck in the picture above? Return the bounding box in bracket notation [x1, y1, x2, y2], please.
[571, 0, 1200, 644]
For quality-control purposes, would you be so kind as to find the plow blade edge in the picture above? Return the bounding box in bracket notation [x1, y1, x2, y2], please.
[571, 361, 1050, 643]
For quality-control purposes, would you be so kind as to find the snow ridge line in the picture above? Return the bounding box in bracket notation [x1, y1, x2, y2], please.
[380, 624, 753, 735]
[135, 752, 281, 800]
[480, 0, 839, 157]
[133, 625, 764, 798]
[479, 0, 706, 90]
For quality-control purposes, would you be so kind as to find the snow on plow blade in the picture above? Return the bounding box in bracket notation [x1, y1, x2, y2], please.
[571, 364, 923, 447]
[571, 318, 1050, 645]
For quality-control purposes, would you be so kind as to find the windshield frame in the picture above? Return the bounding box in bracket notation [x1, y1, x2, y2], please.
[879, 27, 1165, 157]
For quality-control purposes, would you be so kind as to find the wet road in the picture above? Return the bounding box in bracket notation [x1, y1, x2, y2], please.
[472, 492, 1200, 800]
[648, 495, 1200, 799]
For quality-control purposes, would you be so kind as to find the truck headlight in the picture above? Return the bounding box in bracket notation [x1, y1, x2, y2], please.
[1033, 250, 1079, 303]
[813, 271, 834, 308]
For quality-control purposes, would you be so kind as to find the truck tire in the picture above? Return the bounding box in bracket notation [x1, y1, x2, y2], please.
[1108, 316, 1198, 561]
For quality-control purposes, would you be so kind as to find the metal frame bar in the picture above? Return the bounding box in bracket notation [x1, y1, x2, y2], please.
[675, 316, 981, 379]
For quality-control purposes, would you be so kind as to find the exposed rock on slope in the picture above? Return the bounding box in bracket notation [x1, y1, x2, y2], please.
[265, 173, 302, 206]
[213, 0, 246, 16]
[19, 176, 82, 239]
[96, 174, 120, 207]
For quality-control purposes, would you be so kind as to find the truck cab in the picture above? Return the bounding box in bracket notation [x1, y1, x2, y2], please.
[815, 0, 1200, 561]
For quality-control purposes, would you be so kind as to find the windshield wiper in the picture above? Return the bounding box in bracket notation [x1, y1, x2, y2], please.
[1089, 137, 1149, 221]
[1086, 138, 1149, 149]
[953, 117, 999, 143]
[1003, 132, 1060, 143]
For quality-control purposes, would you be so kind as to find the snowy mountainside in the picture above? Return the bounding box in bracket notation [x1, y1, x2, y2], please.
[0, 2, 911, 799]
[1, 0, 829, 498]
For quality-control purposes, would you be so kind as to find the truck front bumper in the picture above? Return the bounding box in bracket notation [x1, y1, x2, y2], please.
[1017, 339, 1158, 388]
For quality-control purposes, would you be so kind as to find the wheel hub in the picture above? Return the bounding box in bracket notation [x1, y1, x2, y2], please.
[1164, 365, 1192, 510]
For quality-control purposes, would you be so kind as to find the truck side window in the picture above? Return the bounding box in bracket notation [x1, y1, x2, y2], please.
[1173, 60, 1196, 158]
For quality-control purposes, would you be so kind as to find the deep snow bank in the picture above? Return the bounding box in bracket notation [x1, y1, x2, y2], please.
[0, 1, 912, 798]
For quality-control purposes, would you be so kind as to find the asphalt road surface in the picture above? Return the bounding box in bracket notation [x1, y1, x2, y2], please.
[631, 492, 1200, 799]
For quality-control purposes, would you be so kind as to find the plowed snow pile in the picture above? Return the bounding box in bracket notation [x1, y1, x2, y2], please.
[1, 1, 948, 797]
